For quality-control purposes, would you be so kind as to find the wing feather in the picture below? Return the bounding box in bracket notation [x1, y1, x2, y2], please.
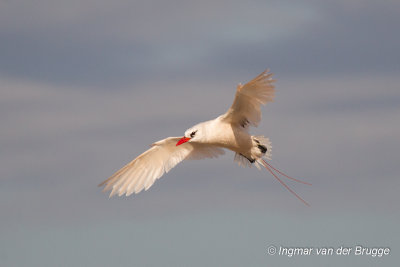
[99, 137, 225, 197]
[220, 69, 275, 129]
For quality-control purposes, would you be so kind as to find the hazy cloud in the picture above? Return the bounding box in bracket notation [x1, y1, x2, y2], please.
[2, 0, 398, 86]
[1, 1, 399, 266]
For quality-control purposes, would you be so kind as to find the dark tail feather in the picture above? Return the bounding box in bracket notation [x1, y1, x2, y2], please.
[259, 159, 310, 207]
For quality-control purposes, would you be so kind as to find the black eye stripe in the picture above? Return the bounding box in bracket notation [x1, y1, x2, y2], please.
[190, 130, 197, 138]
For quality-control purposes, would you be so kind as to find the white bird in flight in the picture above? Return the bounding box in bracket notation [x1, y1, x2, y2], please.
[99, 70, 311, 205]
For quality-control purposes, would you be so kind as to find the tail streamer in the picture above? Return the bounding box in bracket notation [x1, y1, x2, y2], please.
[259, 159, 311, 207]
[263, 161, 312, 186]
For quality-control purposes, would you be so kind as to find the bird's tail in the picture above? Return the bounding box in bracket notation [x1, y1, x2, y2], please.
[257, 158, 311, 206]
[252, 135, 272, 160]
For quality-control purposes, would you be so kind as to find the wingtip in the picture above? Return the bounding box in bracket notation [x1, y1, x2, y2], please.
[262, 69, 275, 79]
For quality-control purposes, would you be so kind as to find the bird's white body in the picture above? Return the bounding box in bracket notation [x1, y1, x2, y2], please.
[189, 118, 250, 152]
[99, 70, 310, 205]
[188, 117, 271, 163]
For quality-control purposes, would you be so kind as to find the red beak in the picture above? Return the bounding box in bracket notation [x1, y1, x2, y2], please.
[176, 137, 191, 146]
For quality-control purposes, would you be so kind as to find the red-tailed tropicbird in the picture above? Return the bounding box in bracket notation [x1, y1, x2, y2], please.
[99, 70, 311, 205]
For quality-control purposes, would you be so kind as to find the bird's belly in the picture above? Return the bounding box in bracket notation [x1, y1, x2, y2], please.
[211, 127, 252, 153]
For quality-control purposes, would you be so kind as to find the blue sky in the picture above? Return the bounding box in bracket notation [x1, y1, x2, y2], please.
[1, 0, 399, 266]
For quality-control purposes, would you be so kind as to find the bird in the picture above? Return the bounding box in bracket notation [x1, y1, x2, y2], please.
[99, 69, 311, 205]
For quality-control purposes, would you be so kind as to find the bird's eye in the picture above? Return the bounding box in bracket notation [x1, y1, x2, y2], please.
[190, 131, 197, 138]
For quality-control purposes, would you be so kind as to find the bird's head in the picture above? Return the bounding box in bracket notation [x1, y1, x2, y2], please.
[176, 127, 199, 146]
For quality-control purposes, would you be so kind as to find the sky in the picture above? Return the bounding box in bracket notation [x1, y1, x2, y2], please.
[1, 0, 399, 266]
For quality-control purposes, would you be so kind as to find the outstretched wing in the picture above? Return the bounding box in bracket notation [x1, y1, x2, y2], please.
[99, 137, 225, 197]
[220, 69, 275, 130]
